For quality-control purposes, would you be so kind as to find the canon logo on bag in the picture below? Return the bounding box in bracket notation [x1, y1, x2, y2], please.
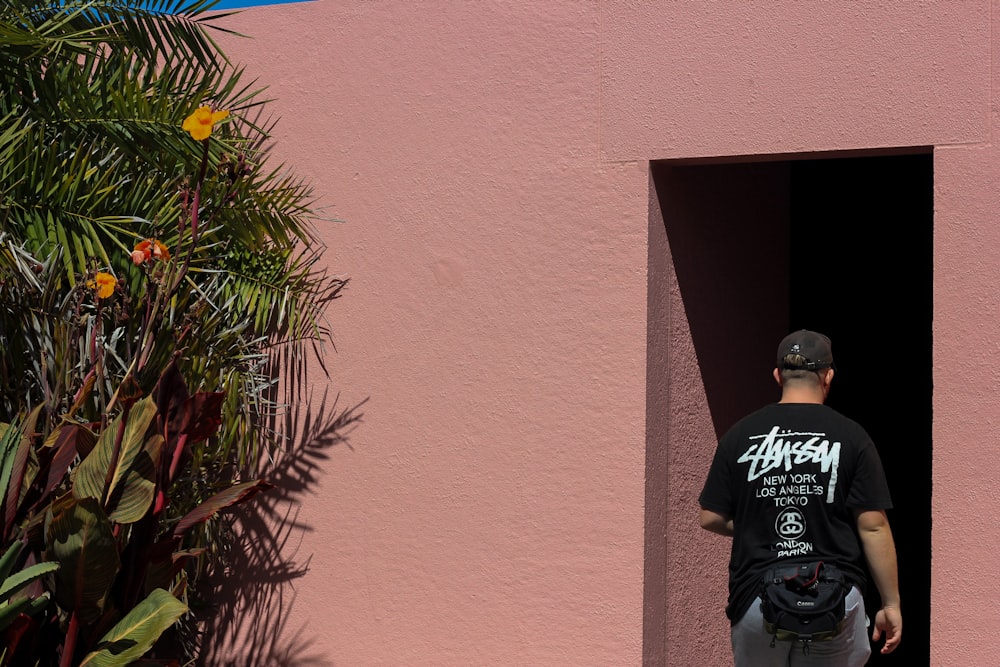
[796, 600, 816, 607]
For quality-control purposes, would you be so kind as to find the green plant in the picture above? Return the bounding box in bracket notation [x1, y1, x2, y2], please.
[0, 1, 346, 663]
[0, 356, 271, 665]
[0, 542, 59, 633]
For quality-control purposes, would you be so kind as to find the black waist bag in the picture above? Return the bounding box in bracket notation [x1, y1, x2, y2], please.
[760, 561, 849, 644]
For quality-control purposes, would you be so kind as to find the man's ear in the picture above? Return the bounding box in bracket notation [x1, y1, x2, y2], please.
[820, 368, 835, 395]
[773, 368, 782, 386]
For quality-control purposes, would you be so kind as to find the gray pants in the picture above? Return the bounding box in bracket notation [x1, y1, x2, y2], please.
[731, 586, 871, 667]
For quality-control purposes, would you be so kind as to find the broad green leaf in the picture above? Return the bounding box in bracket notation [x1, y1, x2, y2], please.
[0, 592, 50, 632]
[73, 414, 124, 503]
[0, 542, 23, 582]
[0, 560, 59, 602]
[78, 588, 187, 667]
[108, 435, 162, 524]
[0, 540, 58, 632]
[45, 496, 120, 624]
[73, 396, 158, 512]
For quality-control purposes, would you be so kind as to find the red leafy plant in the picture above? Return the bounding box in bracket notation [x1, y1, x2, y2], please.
[1, 363, 270, 666]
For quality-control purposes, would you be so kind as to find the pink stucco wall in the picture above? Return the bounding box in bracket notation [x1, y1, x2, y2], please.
[210, 2, 998, 665]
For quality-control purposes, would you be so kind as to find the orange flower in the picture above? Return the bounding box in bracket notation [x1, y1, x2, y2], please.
[88, 272, 116, 299]
[132, 239, 171, 265]
[182, 106, 229, 140]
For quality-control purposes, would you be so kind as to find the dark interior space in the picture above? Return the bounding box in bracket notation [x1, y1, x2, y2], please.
[650, 151, 931, 666]
[790, 154, 932, 666]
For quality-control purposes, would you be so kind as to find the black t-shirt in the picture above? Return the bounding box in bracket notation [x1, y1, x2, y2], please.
[698, 402, 892, 623]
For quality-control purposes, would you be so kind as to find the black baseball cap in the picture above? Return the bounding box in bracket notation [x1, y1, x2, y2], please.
[776, 330, 834, 371]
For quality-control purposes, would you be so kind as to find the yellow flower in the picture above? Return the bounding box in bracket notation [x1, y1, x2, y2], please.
[87, 272, 116, 299]
[182, 106, 229, 141]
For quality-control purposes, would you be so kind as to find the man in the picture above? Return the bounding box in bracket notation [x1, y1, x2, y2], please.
[699, 330, 902, 666]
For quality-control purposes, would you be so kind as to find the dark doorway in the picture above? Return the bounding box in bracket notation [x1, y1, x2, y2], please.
[790, 154, 931, 667]
[648, 151, 931, 666]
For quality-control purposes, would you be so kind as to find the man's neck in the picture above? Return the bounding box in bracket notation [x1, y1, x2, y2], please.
[778, 387, 826, 405]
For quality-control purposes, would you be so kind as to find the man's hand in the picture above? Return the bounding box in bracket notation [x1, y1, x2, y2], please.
[855, 509, 901, 653]
[872, 604, 902, 654]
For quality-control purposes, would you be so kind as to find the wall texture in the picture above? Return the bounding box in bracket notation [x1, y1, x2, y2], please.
[213, 3, 647, 665]
[209, 2, 999, 665]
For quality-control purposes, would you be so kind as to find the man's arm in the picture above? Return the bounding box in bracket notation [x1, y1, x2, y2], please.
[855, 509, 902, 654]
[699, 509, 734, 537]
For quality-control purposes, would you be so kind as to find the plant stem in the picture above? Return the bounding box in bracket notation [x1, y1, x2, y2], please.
[60, 610, 79, 667]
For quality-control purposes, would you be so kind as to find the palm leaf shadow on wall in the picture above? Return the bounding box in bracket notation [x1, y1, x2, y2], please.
[196, 382, 367, 667]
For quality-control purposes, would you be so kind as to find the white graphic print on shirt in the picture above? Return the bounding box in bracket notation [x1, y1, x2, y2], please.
[736, 425, 841, 504]
[735, 426, 843, 558]
[773, 507, 812, 557]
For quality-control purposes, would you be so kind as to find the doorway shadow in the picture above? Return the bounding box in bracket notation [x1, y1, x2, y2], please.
[653, 160, 792, 438]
